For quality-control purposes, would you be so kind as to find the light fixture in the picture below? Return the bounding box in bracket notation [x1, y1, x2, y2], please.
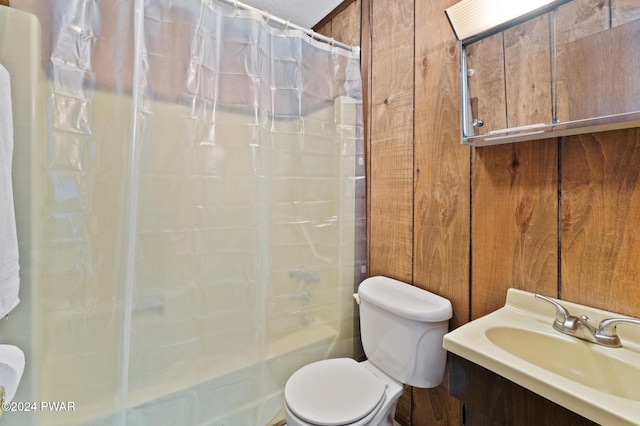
[445, 0, 572, 43]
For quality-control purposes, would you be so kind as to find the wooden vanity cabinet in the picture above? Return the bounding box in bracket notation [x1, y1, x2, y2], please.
[448, 354, 600, 426]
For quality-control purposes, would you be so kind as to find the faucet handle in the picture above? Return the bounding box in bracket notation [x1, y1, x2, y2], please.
[596, 317, 640, 348]
[535, 293, 571, 328]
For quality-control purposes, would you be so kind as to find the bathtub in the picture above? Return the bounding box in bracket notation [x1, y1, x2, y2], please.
[87, 322, 352, 426]
[1, 6, 362, 426]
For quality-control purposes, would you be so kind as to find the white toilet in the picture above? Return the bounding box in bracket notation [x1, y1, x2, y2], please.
[283, 276, 453, 426]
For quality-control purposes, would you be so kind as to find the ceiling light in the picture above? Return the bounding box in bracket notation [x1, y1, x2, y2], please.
[445, 0, 572, 43]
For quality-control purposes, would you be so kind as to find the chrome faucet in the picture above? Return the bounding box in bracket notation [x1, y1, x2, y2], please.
[596, 317, 640, 348]
[534, 294, 640, 348]
[534, 294, 584, 334]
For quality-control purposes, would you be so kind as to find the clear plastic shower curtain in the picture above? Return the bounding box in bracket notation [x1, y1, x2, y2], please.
[7, 0, 364, 425]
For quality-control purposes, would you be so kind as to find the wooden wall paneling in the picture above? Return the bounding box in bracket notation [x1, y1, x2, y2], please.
[503, 14, 553, 129]
[367, 0, 414, 283]
[414, 0, 469, 335]
[561, 129, 640, 316]
[328, 0, 361, 47]
[366, 0, 415, 423]
[612, 0, 640, 27]
[394, 386, 412, 426]
[367, 0, 415, 422]
[471, 141, 558, 319]
[564, 19, 640, 120]
[319, 0, 640, 424]
[314, 20, 332, 38]
[361, 0, 372, 273]
[465, 32, 507, 135]
[413, 0, 467, 424]
[469, 16, 559, 321]
[554, 0, 610, 123]
[412, 385, 461, 426]
[312, 0, 357, 32]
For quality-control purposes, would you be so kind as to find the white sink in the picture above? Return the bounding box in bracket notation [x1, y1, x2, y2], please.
[485, 326, 640, 401]
[443, 289, 640, 425]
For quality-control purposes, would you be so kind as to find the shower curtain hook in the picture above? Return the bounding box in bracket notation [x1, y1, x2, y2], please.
[285, 19, 290, 34]
[234, 0, 240, 16]
[262, 11, 269, 24]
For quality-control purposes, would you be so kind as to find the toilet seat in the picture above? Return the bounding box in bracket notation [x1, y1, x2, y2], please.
[284, 358, 387, 426]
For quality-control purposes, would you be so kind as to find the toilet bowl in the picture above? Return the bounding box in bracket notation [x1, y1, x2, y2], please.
[284, 276, 453, 426]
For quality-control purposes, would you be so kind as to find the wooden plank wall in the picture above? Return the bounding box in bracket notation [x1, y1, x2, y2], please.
[317, 0, 640, 425]
[367, 0, 415, 284]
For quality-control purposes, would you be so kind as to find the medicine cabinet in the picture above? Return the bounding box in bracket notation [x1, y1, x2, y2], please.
[447, 0, 640, 147]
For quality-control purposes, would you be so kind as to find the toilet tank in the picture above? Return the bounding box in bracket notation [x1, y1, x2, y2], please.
[356, 276, 453, 388]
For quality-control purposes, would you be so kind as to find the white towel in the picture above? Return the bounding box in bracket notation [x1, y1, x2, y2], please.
[0, 64, 19, 318]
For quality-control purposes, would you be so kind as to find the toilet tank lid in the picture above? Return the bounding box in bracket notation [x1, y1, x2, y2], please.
[358, 276, 453, 322]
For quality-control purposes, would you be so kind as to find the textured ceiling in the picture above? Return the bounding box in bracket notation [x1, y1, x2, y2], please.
[241, 0, 344, 29]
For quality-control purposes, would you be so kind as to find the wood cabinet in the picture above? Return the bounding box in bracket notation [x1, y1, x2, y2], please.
[449, 354, 600, 426]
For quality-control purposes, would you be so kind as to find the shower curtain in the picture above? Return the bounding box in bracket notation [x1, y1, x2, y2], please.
[6, 0, 364, 424]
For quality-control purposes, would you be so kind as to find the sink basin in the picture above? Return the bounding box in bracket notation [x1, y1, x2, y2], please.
[485, 326, 640, 401]
[443, 289, 640, 426]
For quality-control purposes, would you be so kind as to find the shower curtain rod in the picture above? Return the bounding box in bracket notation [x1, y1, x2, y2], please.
[212, 0, 360, 54]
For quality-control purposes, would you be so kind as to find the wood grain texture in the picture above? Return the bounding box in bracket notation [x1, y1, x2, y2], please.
[361, 0, 371, 272]
[366, 0, 415, 419]
[314, 20, 332, 38]
[472, 141, 558, 319]
[328, 0, 640, 423]
[329, 0, 361, 47]
[312, 0, 357, 32]
[555, 0, 610, 48]
[565, 19, 640, 120]
[503, 15, 553, 128]
[414, 0, 469, 331]
[561, 129, 640, 316]
[555, 0, 610, 123]
[412, 0, 467, 424]
[450, 354, 599, 426]
[412, 384, 461, 426]
[612, 0, 640, 27]
[465, 33, 507, 135]
[394, 385, 412, 426]
[368, 0, 414, 283]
